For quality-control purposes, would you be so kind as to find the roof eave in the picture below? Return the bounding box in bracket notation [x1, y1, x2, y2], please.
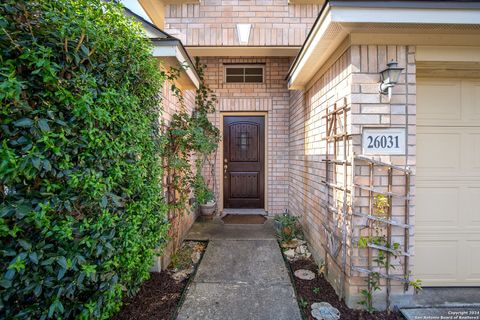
[287, 0, 480, 90]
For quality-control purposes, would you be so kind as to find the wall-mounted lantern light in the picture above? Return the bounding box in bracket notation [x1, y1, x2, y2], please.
[236, 24, 252, 45]
[379, 60, 404, 100]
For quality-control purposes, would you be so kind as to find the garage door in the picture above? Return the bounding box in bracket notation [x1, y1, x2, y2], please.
[416, 78, 480, 286]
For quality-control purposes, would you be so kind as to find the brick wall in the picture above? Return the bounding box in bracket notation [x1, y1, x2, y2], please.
[164, 1, 321, 46]
[200, 56, 291, 214]
[289, 45, 417, 309]
[152, 81, 198, 271]
[349, 45, 416, 309]
[289, 48, 354, 299]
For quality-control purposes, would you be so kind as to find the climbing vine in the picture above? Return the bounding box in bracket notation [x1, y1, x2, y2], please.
[357, 194, 422, 312]
[161, 58, 220, 248]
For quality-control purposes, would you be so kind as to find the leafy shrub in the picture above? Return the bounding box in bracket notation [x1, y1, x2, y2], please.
[0, 0, 168, 318]
[274, 214, 300, 242]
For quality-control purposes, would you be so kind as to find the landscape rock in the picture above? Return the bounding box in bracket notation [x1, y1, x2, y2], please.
[172, 270, 190, 282]
[294, 269, 316, 280]
[191, 251, 201, 264]
[296, 239, 307, 246]
[295, 245, 308, 255]
[311, 302, 340, 320]
[284, 249, 296, 259]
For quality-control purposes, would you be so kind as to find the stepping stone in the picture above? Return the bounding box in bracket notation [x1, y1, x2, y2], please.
[311, 302, 340, 320]
[294, 269, 315, 280]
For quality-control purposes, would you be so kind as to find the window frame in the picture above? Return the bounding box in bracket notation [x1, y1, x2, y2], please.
[224, 64, 265, 84]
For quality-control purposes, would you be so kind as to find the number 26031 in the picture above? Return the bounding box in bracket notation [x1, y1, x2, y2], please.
[366, 135, 400, 149]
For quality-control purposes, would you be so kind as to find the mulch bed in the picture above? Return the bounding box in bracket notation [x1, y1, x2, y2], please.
[113, 241, 206, 320]
[289, 259, 404, 320]
[112, 271, 186, 320]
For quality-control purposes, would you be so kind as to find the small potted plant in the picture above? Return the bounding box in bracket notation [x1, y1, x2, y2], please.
[193, 171, 216, 218]
[199, 194, 216, 217]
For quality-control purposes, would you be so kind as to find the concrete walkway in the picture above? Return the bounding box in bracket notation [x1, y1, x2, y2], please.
[177, 219, 302, 320]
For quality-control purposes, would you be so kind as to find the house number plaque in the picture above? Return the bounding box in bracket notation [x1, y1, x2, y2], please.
[362, 128, 406, 155]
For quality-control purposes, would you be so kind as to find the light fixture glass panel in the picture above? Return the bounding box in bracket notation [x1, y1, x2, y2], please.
[389, 68, 403, 84]
[236, 24, 252, 45]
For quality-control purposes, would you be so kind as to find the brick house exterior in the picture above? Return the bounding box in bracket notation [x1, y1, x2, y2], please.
[129, 0, 480, 310]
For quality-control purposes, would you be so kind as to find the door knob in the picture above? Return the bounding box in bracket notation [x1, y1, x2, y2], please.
[224, 164, 228, 174]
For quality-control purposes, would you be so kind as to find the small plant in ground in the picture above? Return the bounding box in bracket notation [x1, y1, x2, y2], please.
[357, 193, 422, 312]
[409, 278, 423, 293]
[313, 287, 321, 294]
[299, 297, 309, 308]
[274, 213, 300, 242]
[358, 272, 381, 313]
[170, 245, 194, 270]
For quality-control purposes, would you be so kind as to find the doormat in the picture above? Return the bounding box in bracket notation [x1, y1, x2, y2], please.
[222, 214, 267, 224]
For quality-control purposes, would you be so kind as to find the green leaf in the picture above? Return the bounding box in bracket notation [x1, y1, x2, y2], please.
[13, 118, 33, 127]
[57, 268, 66, 280]
[38, 119, 50, 132]
[31, 157, 41, 170]
[100, 196, 107, 208]
[34, 284, 42, 297]
[57, 256, 68, 270]
[0, 279, 12, 289]
[43, 160, 52, 172]
[41, 257, 55, 266]
[15, 204, 31, 219]
[18, 239, 32, 250]
[4, 269, 15, 280]
[29, 252, 39, 264]
[358, 237, 368, 248]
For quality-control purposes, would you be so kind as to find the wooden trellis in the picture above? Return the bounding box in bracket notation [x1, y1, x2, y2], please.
[320, 97, 351, 299]
[320, 97, 412, 309]
[351, 155, 412, 310]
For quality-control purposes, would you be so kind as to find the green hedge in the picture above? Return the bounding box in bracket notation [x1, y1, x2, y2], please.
[0, 0, 169, 318]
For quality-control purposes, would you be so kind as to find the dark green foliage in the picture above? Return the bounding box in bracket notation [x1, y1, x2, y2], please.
[0, 0, 168, 318]
[274, 213, 300, 242]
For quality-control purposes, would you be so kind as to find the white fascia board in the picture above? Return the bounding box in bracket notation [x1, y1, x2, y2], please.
[330, 7, 480, 25]
[175, 47, 200, 89]
[288, 5, 480, 89]
[288, 5, 334, 88]
[152, 45, 177, 57]
[152, 44, 200, 89]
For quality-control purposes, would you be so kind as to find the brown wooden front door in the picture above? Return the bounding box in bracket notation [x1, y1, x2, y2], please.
[223, 116, 265, 209]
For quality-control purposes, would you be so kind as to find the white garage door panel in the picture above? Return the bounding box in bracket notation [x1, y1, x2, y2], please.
[417, 79, 462, 122]
[415, 238, 459, 284]
[417, 130, 461, 172]
[466, 240, 480, 282]
[417, 78, 480, 126]
[415, 185, 459, 227]
[416, 78, 480, 286]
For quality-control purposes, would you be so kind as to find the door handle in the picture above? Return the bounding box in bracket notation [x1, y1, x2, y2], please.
[224, 164, 228, 174]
